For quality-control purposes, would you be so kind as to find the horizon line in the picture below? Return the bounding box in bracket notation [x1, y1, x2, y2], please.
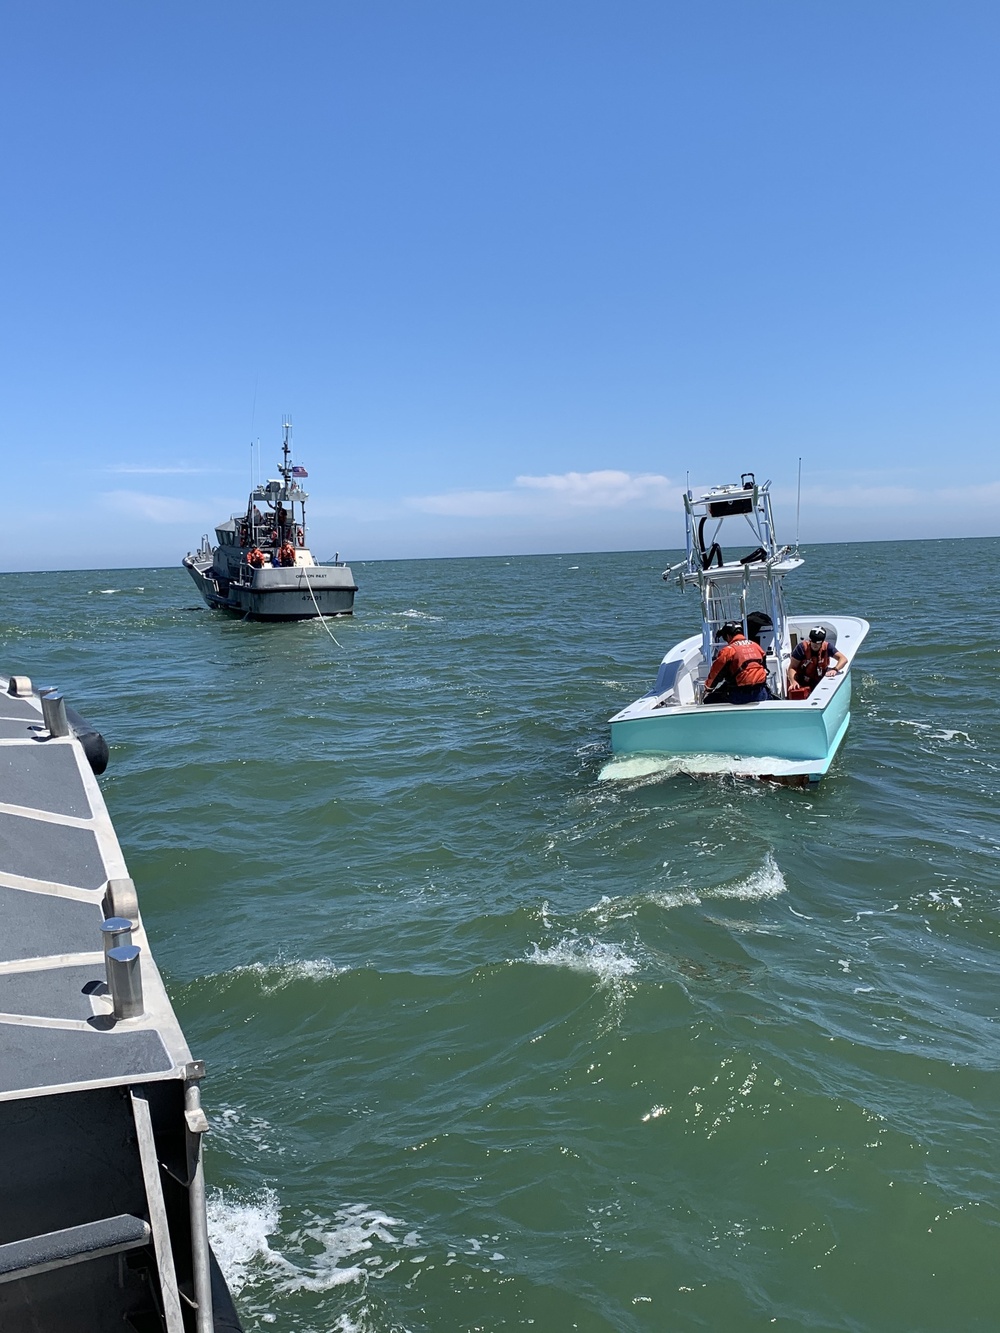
[2, 530, 996, 576]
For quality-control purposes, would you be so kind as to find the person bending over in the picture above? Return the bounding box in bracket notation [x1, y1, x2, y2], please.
[703, 622, 770, 704]
[787, 626, 848, 693]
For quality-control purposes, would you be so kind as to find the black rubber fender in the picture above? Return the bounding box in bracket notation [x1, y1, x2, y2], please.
[210, 1248, 245, 1331]
[65, 704, 110, 775]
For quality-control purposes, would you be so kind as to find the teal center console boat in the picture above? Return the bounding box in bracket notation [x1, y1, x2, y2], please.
[609, 474, 869, 784]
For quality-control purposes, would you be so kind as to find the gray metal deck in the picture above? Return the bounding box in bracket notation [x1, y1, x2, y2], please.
[0, 676, 242, 1332]
[0, 684, 192, 1099]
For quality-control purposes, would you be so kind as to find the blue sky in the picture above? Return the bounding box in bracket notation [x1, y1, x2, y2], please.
[2, 1, 998, 570]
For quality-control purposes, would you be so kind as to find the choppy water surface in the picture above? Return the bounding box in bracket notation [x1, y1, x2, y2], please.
[2, 539, 999, 1332]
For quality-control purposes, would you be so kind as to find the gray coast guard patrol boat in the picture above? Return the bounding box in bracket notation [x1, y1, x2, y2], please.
[183, 423, 356, 621]
[0, 674, 242, 1332]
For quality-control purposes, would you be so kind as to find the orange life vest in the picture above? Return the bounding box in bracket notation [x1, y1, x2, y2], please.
[795, 641, 829, 687]
[707, 634, 768, 691]
[726, 637, 768, 687]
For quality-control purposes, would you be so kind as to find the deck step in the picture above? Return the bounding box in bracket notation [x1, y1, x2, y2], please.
[0, 1214, 151, 1284]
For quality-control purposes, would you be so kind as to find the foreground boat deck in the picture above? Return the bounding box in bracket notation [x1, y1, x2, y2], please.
[0, 677, 240, 1332]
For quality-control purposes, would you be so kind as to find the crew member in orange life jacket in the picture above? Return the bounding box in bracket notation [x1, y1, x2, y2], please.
[703, 622, 770, 704]
[787, 625, 848, 692]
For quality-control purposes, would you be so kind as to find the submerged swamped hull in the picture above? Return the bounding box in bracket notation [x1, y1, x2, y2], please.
[610, 672, 852, 784]
[609, 615, 870, 785]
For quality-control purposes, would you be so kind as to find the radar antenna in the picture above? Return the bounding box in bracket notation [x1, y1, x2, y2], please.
[280, 420, 292, 485]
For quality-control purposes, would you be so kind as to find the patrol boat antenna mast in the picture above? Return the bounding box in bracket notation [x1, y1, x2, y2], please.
[280, 420, 293, 486]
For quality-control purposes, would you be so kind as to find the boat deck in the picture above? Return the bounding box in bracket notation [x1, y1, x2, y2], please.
[0, 677, 241, 1333]
[0, 685, 192, 1099]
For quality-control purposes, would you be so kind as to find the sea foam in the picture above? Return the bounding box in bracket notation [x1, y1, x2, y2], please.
[211, 956, 347, 995]
[897, 719, 974, 744]
[207, 1189, 283, 1295]
[598, 753, 800, 782]
[708, 852, 787, 902]
[210, 1104, 284, 1160]
[594, 853, 787, 918]
[208, 1193, 419, 1300]
[651, 853, 787, 907]
[274, 1205, 411, 1293]
[525, 936, 639, 984]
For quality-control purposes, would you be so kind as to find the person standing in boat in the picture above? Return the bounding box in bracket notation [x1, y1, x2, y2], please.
[703, 622, 770, 704]
[787, 626, 848, 693]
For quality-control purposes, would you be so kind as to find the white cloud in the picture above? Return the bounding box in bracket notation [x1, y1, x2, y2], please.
[771, 479, 1000, 512]
[408, 469, 678, 518]
[516, 470, 675, 506]
[101, 490, 213, 524]
[408, 487, 525, 518]
[934, 480, 1000, 508]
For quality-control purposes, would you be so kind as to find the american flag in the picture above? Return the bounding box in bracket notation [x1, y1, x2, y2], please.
[292, 465, 308, 477]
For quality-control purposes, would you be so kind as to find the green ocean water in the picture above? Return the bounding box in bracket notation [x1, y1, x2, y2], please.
[2, 538, 999, 1332]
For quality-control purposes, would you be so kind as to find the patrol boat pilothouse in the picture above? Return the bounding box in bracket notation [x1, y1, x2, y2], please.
[608, 473, 869, 784]
[183, 423, 357, 621]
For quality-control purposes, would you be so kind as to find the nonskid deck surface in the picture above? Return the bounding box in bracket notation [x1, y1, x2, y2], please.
[0, 678, 242, 1332]
[0, 688, 191, 1098]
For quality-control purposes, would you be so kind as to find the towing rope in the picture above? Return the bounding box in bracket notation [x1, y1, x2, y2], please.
[301, 565, 345, 649]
